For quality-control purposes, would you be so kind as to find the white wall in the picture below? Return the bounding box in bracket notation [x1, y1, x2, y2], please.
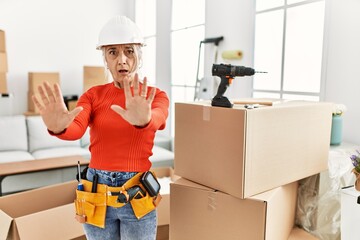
[323, 0, 360, 144]
[0, 0, 129, 114]
[205, 0, 255, 99]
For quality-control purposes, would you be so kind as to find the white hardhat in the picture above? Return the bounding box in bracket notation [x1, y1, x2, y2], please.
[96, 16, 144, 50]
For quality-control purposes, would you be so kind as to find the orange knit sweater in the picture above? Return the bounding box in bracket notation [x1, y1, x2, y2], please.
[55, 83, 169, 172]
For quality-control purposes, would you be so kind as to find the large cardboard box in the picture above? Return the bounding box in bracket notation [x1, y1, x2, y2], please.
[0, 72, 7, 93]
[83, 66, 106, 92]
[0, 52, 8, 72]
[0, 181, 83, 240]
[170, 178, 298, 240]
[0, 30, 5, 52]
[175, 100, 332, 199]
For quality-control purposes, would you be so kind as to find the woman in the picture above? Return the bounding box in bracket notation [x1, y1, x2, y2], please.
[32, 16, 169, 240]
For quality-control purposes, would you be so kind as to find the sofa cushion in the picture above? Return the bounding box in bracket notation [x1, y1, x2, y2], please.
[27, 116, 81, 152]
[0, 151, 35, 163]
[154, 133, 173, 151]
[0, 115, 28, 151]
[150, 145, 174, 168]
[81, 127, 90, 148]
[31, 146, 91, 159]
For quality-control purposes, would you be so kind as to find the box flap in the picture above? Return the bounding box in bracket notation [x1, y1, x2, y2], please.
[15, 204, 84, 240]
[0, 181, 77, 218]
[172, 178, 214, 191]
[0, 209, 12, 240]
[233, 98, 286, 106]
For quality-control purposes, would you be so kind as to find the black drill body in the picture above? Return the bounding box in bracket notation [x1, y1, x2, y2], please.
[211, 63, 256, 108]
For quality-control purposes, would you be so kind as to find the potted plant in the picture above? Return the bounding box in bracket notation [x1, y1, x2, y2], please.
[350, 151, 360, 191]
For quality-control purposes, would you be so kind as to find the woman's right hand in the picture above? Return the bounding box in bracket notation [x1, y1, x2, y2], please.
[32, 82, 83, 134]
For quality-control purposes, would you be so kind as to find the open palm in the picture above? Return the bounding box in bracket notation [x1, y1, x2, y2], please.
[111, 74, 155, 127]
[32, 82, 83, 133]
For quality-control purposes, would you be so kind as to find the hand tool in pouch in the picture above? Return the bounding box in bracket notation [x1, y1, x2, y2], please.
[77, 161, 84, 191]
[75, 161, 86, 223]
[92, 173, 99, 193]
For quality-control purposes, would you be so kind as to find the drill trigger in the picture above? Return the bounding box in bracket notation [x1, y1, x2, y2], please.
[227, 76, 234, 84]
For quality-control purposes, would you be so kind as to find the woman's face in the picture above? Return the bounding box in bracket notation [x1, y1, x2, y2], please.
[104, 44, 137, 88]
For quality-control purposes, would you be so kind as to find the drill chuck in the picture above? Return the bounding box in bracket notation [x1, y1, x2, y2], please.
[212, 63, 255, 77]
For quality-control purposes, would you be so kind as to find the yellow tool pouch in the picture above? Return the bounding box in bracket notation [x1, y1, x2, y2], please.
[74, 171, 161, 228]
[75, 180, 108, 228]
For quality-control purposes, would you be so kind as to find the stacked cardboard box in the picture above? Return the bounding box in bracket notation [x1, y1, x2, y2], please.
[27, 72, 60, 113]
[0, 29, 13, 116]
[0, 30, 8, 93]
[171, 100, 332, 240]
[83, 66, 106, 92]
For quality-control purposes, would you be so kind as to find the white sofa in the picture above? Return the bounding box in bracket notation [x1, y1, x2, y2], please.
[0, 115, 174, 194]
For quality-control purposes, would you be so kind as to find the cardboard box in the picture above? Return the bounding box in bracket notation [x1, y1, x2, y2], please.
[0, 30, 5, 52]
[175, 100, 332, 199]
[153, 167, 180, 240]
[67, 100, 78, 111]
[28, 72, 60, 93]
[152, 167, 179, 228]
[0, 52, 8, 72]
[170, 178, 298, 240]
[0, 72, 7, 93]
[28, 91, 41, 113]
[288, 227, 319, 240]
[83, 66, 106, 92]
[0, 181, 84, 240]
[28, 72, 60, 112]
[341, 186, 360, 240]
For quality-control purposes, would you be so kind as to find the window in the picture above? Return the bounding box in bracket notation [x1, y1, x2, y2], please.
[171, 0, 205, 135]
[135, 0, 156, 85]
[254, 0, 325, 101]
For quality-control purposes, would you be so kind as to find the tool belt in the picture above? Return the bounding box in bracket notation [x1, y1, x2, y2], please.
[74, 171, 162, 228]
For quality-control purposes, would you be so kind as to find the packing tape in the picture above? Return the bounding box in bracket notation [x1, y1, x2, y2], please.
[221, 50, 243, 60]
[203, 106, 211, 121]
[208, 192, 217, 211]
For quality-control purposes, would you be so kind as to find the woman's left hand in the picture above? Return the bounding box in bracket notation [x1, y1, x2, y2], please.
[111, 73, 155, 127]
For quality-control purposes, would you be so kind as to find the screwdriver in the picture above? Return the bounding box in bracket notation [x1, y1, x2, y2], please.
[77, 161, 84, 191]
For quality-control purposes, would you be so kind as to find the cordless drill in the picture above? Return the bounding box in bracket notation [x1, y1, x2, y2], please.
[117, 185, 146, 203]
[211, 63, 266, 108]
